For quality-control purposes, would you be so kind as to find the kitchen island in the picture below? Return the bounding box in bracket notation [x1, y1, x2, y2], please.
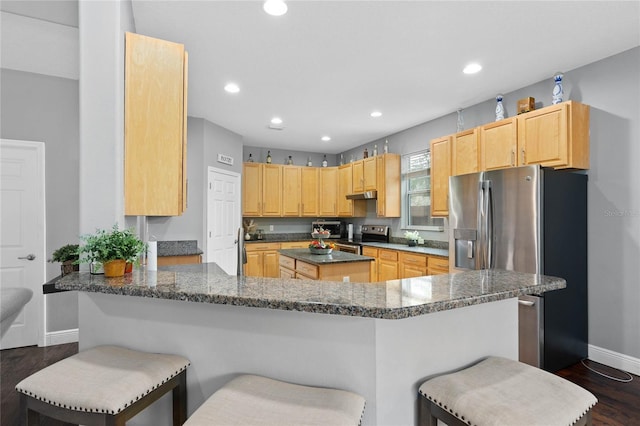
[278, 248, 373, 281]
[56, 264, 565, 426]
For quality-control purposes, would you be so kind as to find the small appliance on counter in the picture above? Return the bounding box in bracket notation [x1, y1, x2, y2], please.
[310, 220, 343, 239]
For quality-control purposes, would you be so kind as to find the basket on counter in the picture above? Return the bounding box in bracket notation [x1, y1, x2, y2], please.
[309, 231, 333, 254]
[308, 247, 333, 255]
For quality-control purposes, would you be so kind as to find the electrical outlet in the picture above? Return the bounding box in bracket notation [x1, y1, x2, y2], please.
[343, 276, 350, 282]
[269, 225, 274, 231]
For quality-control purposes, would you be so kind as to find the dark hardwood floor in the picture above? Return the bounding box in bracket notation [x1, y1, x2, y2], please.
[1, 343, 638, 425]
[1, 343, 78, 426]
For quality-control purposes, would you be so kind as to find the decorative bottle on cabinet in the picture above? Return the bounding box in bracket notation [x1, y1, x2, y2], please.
[307, 157, 312, 166]
[373, 144, 378, 156]
[287, 155, 293, 165]
[363, 148, 369, 159]
[495, 95, 505, 121]
[266, 151, 272, 164]
[247, 153, 254, 162]
[384, 139, 389, 153]
[322, 155, 328, 167]
[552, 72, 564, 104]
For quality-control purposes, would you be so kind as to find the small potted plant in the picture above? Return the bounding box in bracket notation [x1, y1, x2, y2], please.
[404, 230, 420, 247]
[78, 225, 146, 277]
[49, 244, 80, 276]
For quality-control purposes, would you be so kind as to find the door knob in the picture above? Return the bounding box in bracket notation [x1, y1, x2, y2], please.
[18, 254, 36, 261]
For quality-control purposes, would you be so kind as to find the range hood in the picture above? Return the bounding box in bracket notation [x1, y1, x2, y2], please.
[346, 190, 377, 200]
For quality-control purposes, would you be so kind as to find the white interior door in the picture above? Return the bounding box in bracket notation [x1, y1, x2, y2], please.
[1, 139, 45, 349]
[207, 167, 241, 275]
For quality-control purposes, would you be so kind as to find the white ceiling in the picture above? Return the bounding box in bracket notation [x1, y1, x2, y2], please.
[5, 1, 639, 154]
[130, 1, 639, 153]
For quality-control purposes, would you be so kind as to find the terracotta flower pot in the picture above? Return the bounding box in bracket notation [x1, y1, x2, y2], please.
[125, 262, 133, 273]
[103, 259, 126, 277]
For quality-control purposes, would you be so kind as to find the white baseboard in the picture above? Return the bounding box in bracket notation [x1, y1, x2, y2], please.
[43, 328, 78, 346]
[588, 344, 640, 376]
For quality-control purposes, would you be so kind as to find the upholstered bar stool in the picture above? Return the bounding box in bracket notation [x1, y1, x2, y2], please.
[418, 356, 597, 426]
[184, 374, 366, 425]
[16, 345, 190, 426]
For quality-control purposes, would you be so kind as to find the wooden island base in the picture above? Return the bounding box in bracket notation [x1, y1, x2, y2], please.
[279, 251, 371, 281]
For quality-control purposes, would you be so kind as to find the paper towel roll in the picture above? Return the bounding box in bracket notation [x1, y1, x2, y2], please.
[348, 224, 354, 240]
[147, 241, 157, 271]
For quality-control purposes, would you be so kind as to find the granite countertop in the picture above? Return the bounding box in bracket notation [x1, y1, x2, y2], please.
[360, 242, 449, 257]
[245, 235, 449, 257]
[279, 249, 374, 264]
[157, 240, 203, 256]
[55, 263, 565, 320]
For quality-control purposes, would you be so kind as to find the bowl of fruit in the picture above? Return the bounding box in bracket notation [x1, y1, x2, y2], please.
[308, 240, 335, 255]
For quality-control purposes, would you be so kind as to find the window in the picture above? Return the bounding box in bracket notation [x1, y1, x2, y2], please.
[402, 150, 444, 230]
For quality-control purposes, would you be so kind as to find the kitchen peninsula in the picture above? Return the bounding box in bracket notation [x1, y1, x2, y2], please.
[56, 264, 565, 425]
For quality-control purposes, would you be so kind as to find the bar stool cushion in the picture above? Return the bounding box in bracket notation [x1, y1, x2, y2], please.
[16, 345, 190, 415]
[184, 374, 366, 425]
[419, 356, 597, 426]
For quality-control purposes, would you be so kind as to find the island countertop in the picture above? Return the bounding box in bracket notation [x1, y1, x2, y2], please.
[279, 248, 374, 264]
[55, 263, 565, 320]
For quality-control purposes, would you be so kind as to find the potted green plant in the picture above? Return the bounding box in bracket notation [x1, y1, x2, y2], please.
[404, 230, 420, 247]
[78, 225, 146, 277]
[49, 244, 80, 276]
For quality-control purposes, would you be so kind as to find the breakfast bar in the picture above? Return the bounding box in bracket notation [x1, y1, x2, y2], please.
[56, 264, 565, 426]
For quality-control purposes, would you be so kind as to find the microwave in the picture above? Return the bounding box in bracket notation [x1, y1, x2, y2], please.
[311, 220, 343, 239]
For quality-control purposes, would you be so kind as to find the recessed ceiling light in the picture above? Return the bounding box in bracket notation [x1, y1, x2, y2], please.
[321, 136, 331, 142]
[463, 63, 482, 74]
[271, 117, 283, 125]
[263, 0, 287, 16]
[224, 82, 240, 93]
[370, 111, 382, 118]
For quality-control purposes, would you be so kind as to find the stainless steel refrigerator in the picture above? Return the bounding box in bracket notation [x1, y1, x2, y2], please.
[448, 165, 587, 372]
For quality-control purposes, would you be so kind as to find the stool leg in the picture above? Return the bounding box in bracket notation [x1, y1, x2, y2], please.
[19, 395, 40, 426]
[418, 396, 437, 426]
[173, 370, 187, 426]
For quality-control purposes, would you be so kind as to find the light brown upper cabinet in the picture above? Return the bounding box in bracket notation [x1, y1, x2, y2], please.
[430, 136, 451, 217]
[517, 101, 589, 169]
[452, 128, 479, 176]
[376, 154, 401, 217]
[282, 165, 302, 217]
[353, 158, 377, 193]
[262, 164, 282, 216]
[338, 163, 366, 217]
[124, 32, 188, 216]
[300, 167, 319, 216]
[319, 166, 338, 217]
[242, 163, 262, 216]
[480, 118, 517, 171]
[242, 163, 282, 216]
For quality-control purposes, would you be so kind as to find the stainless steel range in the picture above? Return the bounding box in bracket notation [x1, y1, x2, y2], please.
[334, 224, 390, 255]
[360, 225, 390, 244]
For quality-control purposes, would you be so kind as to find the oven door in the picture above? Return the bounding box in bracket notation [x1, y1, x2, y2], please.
[334, 243, 361, 255]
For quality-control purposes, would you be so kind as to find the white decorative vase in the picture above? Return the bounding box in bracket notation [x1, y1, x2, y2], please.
[495, 95, 505, 121]
[552, 72, 564, 104]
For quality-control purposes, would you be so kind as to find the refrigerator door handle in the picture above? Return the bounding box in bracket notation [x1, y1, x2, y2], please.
[478, 180, 491, 269]
[487, 181, 494, 269]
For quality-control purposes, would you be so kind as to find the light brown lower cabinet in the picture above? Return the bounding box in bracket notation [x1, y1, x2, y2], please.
[364, 247, 450, 281]
[244, 242, 280, 278]
[362, 247, 378, 282]
[157, 254, 202, 266]
[377, 249, 399, 281]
